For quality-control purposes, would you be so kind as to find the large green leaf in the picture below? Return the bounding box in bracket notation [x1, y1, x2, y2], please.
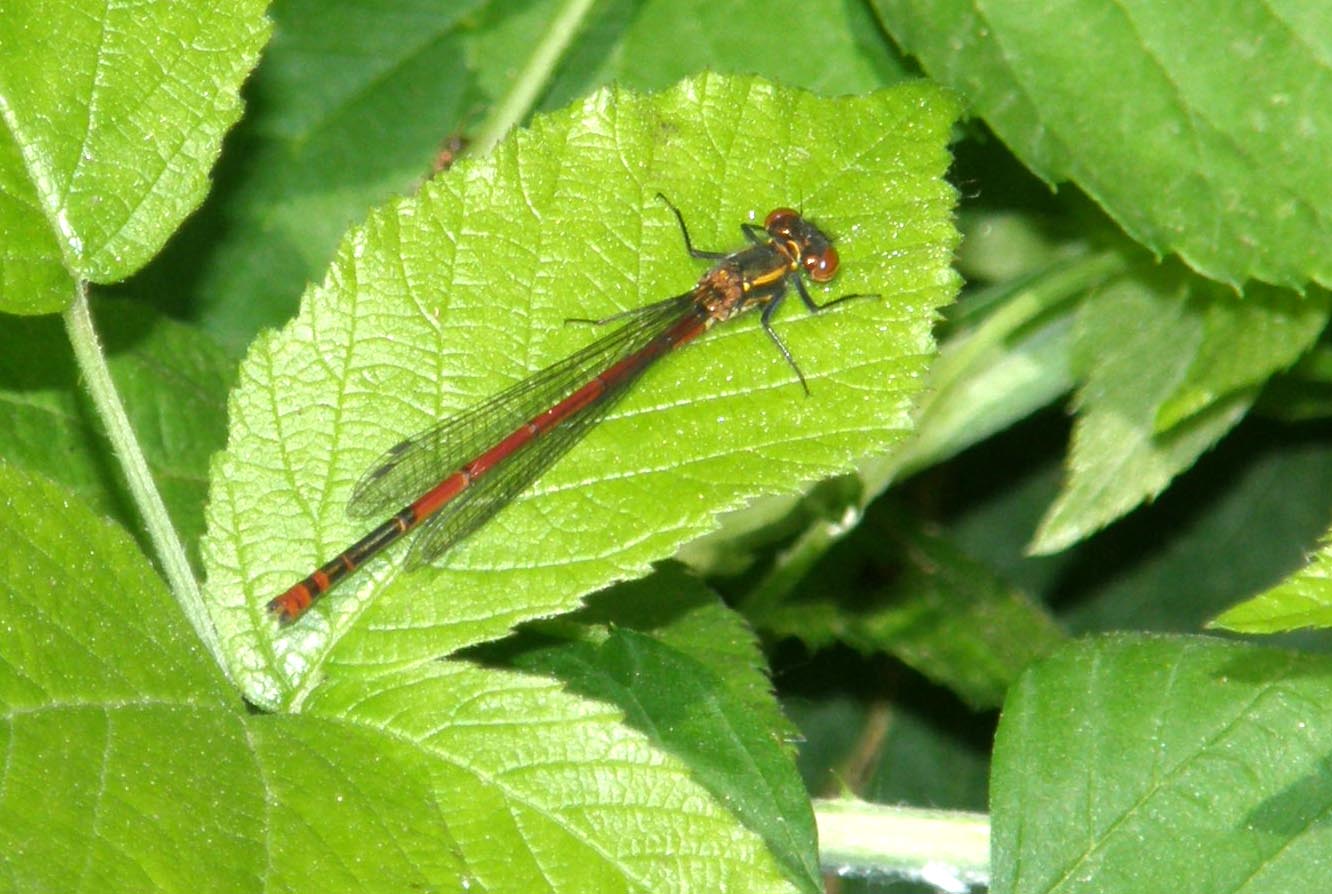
[875, 0, 1332, 289]
[478, 567, 820, 891]
[3, 462, 810, 892]
[306, 660, 802, 893]
[0, 0, 269, 312]
[0, 462, 260, 890]
[202, 75, 962, 709]
[509, 619, 820, 892]
[992, 635, 1332, 893]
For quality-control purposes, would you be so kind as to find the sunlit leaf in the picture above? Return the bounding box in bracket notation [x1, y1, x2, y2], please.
[202, 75, 962, 709]
[1212, 532, 1332, 634]
[0, 461, 814, 892]
[0, 0, 269, 311]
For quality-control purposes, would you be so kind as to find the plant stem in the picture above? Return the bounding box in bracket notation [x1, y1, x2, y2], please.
[815, 798, 989, 891]
[470, 0, 598, 155]
[63, 286, 228, 677]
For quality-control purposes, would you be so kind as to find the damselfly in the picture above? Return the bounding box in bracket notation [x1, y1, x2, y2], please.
[269, 194, 869, 624]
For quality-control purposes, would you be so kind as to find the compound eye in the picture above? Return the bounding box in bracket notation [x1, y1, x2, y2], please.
[803, 245, 838, 282]
[764, 208, 800, 235]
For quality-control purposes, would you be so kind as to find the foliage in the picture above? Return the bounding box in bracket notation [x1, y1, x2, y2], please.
[3, 0, 1331, 892]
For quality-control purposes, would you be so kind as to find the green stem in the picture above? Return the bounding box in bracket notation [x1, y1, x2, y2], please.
[63, 286, 228, 677]
[815, 798, 990, 888]
[470, 0, 598, 155]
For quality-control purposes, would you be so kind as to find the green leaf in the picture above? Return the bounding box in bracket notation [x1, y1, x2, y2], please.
[0, 462, 231, 707]
[0, 462, 808, 891]
[564, 564, 798, 743]
[0, 125, 67, 312]
[992, 635, 1332, 894]
[250, 717, 467, 887]
[0, 0, 269, 311]
[1031, 265, 1287, 554]
[1212, 533, 1332, 633]
[0, 462, 260, 889]
[1156, 285, 1331, 430]
[308, 660, 804, 893]
[0, 301, 233, 571]
[875, 0, 1332, 289]
[509, 617, 820, 893]
[202, 75, 962, 709]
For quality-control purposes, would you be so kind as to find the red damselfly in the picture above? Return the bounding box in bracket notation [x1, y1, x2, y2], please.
[268, 194, 870, 624]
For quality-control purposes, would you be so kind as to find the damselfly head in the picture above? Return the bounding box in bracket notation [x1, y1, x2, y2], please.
[765, 208, 839, 283]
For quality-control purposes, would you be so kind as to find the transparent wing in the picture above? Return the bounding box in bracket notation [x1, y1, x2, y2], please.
[348, 292, 698, 520]
[404, 361, 637, 568]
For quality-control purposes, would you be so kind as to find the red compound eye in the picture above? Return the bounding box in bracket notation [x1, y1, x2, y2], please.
[803, 245, 838, 282]
[764, 208, 800, 233]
